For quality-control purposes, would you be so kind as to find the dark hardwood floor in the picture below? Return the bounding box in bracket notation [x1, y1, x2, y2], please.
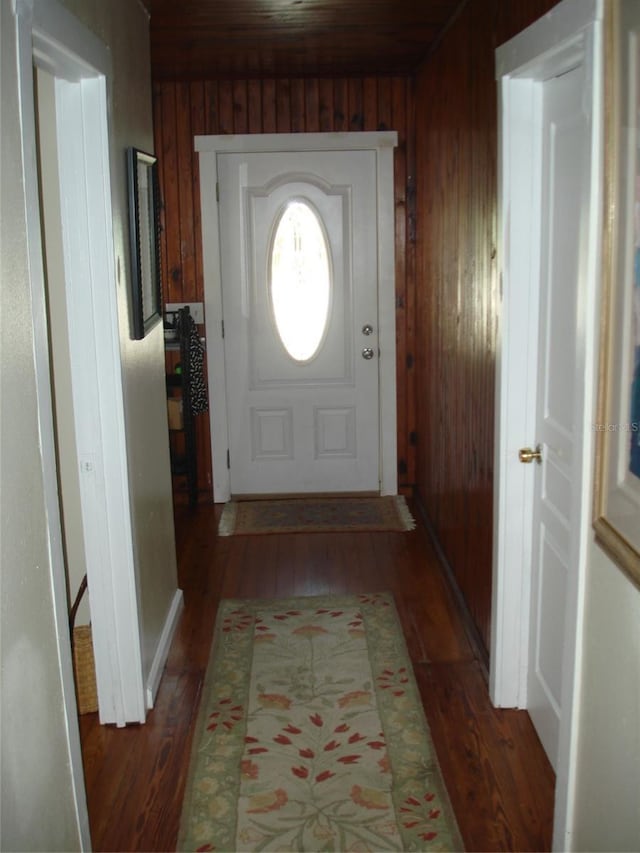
[79, 498, 555, 852]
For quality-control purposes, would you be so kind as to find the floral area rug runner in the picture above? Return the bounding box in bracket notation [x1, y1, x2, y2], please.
[218, 496, 416, 536]
[178, 593, 463, 852]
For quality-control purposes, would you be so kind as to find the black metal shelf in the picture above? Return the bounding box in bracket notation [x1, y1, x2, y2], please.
[166, 307, 198, 507]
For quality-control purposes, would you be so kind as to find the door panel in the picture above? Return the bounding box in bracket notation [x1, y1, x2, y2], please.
[527, 64, 588, 768]
[218, 150, 380, 495]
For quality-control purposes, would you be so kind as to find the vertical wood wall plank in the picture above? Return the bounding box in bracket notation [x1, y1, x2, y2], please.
[318, 79, 333, 131]
[290, 79, 305, 132]
[362, 77, 378, 130]
[157, 83, 182, 303]
[404, 78, 417, 484]
[175, 82, 196, 301]
[304, 79, 320, 132]
[189, 82, 205, 302]
[376, 77, 392, 131]
[152, 83, 169, 299]
[248, 80, 263, 134]
[261, 79, 277, 133]
[218, 83, 234, 134]
[204, 81, 218, 134]
[276, 79, 292, 133]
[414, 0, 559, 653]
[232, 80, 248, 134]
[392, 76, 409, 484]
[348, 78, 364, 131]
[332, 78, 348, 131]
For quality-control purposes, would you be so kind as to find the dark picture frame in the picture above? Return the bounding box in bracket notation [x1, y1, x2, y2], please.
[127, 147, 162, 339]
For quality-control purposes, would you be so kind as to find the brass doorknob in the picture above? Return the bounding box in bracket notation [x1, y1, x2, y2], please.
[519, 445, 542, 464]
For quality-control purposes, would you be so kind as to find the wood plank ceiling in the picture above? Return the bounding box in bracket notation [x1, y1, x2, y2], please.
[148, 0, 466, 79]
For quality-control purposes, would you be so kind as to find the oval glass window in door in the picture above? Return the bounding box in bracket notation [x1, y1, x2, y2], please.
[269, 200, 332, 362]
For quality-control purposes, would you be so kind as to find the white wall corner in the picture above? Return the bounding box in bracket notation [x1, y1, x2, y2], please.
[145, 590, 184, 709]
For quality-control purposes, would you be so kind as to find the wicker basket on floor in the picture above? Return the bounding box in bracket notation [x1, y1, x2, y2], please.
[73, 624, 98, 714]
[70, 574, 98, 715]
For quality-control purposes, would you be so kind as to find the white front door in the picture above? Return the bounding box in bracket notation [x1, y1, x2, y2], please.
[526, 62, 590, 768]
[218, 149, 380, 496]
[198, 133, 397, 500]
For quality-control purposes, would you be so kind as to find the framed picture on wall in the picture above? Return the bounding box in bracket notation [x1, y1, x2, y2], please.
[127, 147, 162, 340]
[594, 0, 640, 585]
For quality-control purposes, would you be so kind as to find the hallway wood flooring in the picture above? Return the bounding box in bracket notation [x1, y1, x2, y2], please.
[79, 499, 554, 851]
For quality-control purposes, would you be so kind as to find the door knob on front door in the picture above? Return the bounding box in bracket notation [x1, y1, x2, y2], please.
[519, 444, 542, 464]
[362, 347, 375, 360]
[362, 324, 374, 335]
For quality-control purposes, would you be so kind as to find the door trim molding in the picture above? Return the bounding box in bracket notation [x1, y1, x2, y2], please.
[492, 0, 603, 848]
[196, 132, 398, 502]
[15, 0, 145, 750]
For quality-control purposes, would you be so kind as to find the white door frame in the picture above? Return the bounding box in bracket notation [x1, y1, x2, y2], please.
[196, 132, 398, 502]
[491, 0, 603, 848]
[15, 0, 145, 752]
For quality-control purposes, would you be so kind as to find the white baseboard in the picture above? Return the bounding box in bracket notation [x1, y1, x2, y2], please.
[145, 589, 184, 709]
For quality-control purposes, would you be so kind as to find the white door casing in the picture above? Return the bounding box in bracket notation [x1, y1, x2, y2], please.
[15, 0, 146, 752]
[492, 0, 603, 848]
[196, 133, 398, 502]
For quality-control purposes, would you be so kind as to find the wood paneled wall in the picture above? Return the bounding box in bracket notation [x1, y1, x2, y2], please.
[153, 0, 559, 657]
[152, 77, 416, 495]
[414, 0, 559, 655]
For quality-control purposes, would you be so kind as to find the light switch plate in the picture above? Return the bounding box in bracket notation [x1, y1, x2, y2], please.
[165, 302, 204, 324]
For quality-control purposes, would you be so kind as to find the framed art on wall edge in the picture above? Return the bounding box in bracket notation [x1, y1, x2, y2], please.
[594, 0, 640, 586]
[127, 147, 162, 340]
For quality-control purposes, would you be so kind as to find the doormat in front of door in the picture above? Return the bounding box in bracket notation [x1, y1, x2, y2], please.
[218, 496, 416, 536]
[177, 593, 463, 852]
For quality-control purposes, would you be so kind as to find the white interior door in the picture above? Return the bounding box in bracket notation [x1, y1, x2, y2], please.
[218, 148, 381, 496]
[526, 62, 590, 769]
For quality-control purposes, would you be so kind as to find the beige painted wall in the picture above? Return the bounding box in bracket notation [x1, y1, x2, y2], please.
[1, 0, 178, 847]
[572, 540, 640, 850]
[1, 3, 84, 848]
[58, 0, 179, 681]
